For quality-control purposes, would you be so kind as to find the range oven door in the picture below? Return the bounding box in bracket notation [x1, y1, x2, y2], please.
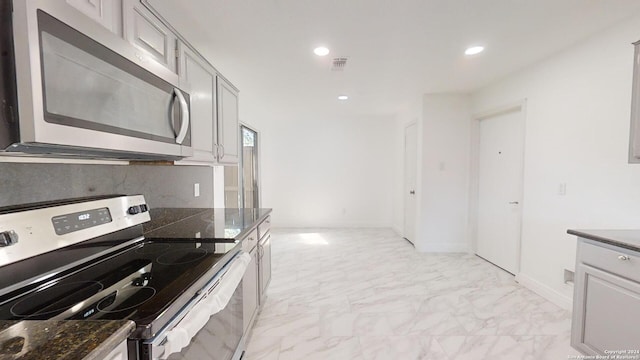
[5, 0, 192, 159]
[142, 253, 250, 360]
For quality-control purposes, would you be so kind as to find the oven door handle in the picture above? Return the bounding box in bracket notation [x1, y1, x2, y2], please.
[160, 252, 251, 359]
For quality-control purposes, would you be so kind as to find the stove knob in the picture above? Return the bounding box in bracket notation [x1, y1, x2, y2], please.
[128, 206, 140, 215]
[141, 272, 153, 281]
[140, 204, 149, 213]
[0, 230, 18, 247]
[132, 277, 144, 286]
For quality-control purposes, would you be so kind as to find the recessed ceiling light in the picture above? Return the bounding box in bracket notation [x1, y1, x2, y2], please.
[338, 95, 349, 100]
[465, 46, 485, 55]
[314, 46, 330, 56]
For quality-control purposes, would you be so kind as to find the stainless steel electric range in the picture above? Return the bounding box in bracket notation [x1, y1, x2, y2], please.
[0, 195, 250, 360]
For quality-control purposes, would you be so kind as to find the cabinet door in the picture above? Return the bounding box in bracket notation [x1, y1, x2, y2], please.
[66, 0, 121, 35]
[179, 43, 216, 163]
[242, 246, 259, 333]
[103, 339, 128, 360]
[122, 0, 176, 73]
[572, 263, 640, 355]
[259, 233, 272, 303]
[216, 76, 240, 164]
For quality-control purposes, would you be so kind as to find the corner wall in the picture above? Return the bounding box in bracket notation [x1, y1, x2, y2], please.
[415, 94, 471, 252]
[471, 13, 640, 307]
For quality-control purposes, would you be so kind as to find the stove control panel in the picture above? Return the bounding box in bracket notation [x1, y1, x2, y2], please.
[52, 207, 112, 235]
[0, 230, 18, 247]
[0, 195, 150, 268]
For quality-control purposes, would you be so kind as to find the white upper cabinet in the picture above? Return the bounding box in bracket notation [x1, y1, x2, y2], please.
[178, 43, 217, 163]
[217, 76, 240, 164]
[122, 0, 177, 73]
[141, 0, 241, 165]
[66, 0, 122, 35]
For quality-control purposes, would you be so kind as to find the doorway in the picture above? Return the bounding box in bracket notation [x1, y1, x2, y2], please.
[475, 105, 525, 274]
[223, 125, 260, 209]
[403, 123, 418, 244]
[240, 125, 259, 209]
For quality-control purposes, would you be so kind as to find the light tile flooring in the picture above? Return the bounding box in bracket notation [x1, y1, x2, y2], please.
[244, 228, 581, 360]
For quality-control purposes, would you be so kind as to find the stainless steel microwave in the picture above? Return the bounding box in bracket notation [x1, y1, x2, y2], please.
[0, 0, 192, 160]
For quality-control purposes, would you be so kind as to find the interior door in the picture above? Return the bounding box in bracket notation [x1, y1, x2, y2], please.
[403, 123, 418, 244]
[476, 109, 524, 274]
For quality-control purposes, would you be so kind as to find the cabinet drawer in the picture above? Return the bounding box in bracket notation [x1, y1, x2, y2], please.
[242, 229, 258, 252]
[579, 240, 640, 283]
[258, 216, 271, 240]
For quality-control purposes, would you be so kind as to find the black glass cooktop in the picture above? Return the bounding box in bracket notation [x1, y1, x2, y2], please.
[0, 239, 239, 338]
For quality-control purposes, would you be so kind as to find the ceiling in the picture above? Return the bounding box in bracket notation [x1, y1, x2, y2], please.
[150, 0, 640, 119]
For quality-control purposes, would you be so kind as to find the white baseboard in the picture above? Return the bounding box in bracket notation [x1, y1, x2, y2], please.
[272, 223, 392, 228]
[515, 272, 573, 310]
[391, 225, 403, 237]
[417, 242, 469, 253]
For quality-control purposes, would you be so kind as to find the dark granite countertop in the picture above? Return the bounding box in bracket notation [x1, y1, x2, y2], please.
[144, 208, 272, 241]
[0, 320, 134, 360]
[567, 229, 640, 252]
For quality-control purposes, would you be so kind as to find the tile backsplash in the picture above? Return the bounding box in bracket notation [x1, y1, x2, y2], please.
[0, 162, 214, 209]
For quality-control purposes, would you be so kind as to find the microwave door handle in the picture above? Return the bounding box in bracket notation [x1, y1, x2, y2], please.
[173, 88, 190, 144]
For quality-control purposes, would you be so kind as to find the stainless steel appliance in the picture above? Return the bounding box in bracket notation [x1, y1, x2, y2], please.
[0, 195, 248, 360]
[0, 1, 192, 160]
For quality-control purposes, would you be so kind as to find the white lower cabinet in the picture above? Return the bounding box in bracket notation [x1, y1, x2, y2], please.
[242, 245, 259, 333]
[241, 217, 271, 340]
[258, 232, 271, 304]
[103, 339, 128, 360]
[572, 240, 640, 354]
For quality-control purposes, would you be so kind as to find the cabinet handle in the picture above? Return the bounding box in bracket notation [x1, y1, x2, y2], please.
[219, 144, 225, 159]
[618, 255, 630, 261]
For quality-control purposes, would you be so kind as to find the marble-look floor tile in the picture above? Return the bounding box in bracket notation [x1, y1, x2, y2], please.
[243, 335, 281, 360]
[436, 335, 532, 360]
[251, 312, 320, 337]
[246, 228, 576, 360]
[279, 336, 364, 360]
[359, 336, 450, 360]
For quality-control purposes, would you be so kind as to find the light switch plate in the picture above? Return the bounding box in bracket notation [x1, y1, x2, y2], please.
[194, 183, 200, 197]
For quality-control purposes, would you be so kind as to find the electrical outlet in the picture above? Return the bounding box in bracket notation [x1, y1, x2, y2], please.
[194, 183, 200, 197]
[558, 183, 567, 196]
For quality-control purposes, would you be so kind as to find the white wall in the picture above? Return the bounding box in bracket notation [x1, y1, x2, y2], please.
[416, 94, 471, 252]
[248, 109, 395, 228]
[471, 13, 640, 307]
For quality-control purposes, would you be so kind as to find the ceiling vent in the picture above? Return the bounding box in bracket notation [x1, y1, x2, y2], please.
[331, 57, 348, 71]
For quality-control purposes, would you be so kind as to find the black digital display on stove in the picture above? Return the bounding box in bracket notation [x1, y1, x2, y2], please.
[52, 207, 112, 235]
